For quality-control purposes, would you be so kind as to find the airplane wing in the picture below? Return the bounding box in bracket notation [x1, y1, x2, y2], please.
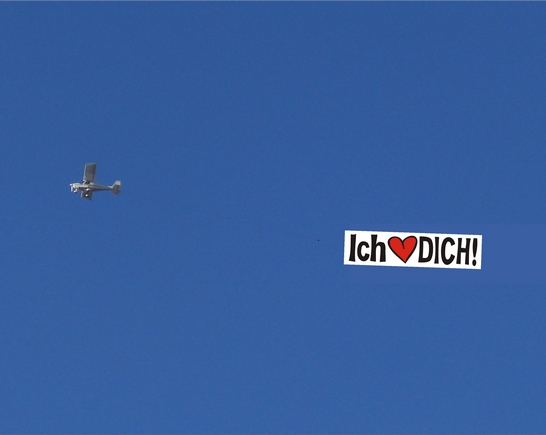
[83, 163, 97, 183]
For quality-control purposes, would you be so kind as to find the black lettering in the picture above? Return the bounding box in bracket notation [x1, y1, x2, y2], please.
[419, 237, 433, 262]
[357, 242, 369, 261]
[349, 234, 356, 262]
[457, 237, 471, 265]
[441, 237, 455, 265]
[371, 234, 386, 262]
[434, 237, 439, 264]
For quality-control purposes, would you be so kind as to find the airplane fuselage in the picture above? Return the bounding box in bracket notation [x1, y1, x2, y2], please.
[70, 182, 113, 193]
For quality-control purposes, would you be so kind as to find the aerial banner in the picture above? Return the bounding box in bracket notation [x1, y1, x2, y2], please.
[344, 230, 482, 269]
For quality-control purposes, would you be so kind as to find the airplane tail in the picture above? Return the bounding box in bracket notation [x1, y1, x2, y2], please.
[112, 180, 121, 195]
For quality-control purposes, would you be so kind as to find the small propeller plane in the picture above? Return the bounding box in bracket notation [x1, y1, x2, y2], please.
[70, 163, 121, 200]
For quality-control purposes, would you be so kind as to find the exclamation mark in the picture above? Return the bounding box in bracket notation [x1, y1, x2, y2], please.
[472, 238, 478, 266]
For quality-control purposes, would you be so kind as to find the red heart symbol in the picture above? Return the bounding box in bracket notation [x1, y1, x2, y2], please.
[388, 236, 417, 263]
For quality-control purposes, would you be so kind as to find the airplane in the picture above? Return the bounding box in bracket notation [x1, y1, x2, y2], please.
[70, 163, 121, 200]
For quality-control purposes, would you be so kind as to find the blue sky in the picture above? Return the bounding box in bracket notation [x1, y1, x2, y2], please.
[1, 3, 545, 433]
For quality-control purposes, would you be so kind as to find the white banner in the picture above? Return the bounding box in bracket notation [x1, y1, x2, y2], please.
[344, 230, 482, 269]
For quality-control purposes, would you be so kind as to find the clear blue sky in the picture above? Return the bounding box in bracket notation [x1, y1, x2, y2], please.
[1, 3, 545, 433]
